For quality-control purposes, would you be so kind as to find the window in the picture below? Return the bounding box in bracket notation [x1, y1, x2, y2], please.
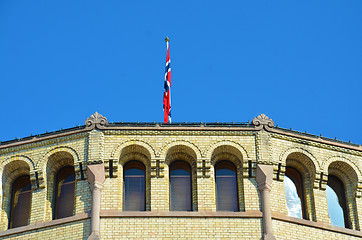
[284, 167, 306, 219]
[327, 175, 350, 228]
[215, 161, 238, 211]
[9, 175, 31, 228]
[123, 161, 146, 211]
[54, 166, 75, 219]
[170, 161, 192, 211]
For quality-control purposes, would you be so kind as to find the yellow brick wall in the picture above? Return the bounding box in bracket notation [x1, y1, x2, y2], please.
[100, 217, 263, 239]
[273, 219, 360, 240]
[0, 127, 361, 239]
[1, 220, 90, 240]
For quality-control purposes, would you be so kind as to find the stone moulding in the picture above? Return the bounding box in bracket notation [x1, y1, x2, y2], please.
[252, 114, 275, 130]
[1, 211, 361, 239]
[1, 113, 361, 154]
[85, 112, 108, 130]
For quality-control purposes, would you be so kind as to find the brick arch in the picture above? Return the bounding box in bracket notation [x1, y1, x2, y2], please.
[204, 140, 249, 161]
[323, 156, 361, 230]
[1, 159, 32, 227]
[279, 147, 320, 173]
[38, 146, 80, 172]
[0, 155, 35, 172]
[159, 140, 202, 160]
[110, 139, 156, 160]
[164, 143, 199, 212]
[321, 156, 362, 182]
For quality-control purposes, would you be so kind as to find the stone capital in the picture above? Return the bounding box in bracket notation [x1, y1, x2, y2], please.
[256, 164, 274, 188]
[89, 181, 104, 192]
[258, 182, 272, 192]
[87, 163, 105, 185]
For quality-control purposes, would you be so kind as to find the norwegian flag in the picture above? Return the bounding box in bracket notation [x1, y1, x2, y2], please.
[163, 37, 171, 123]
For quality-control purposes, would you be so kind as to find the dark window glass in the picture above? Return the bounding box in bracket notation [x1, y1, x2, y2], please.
[123, 161, 146, 211]
[54, 166, 75, 219]
[170, 161, 192, 211]
[284, 167, 306, 219]
[9, 175, 31, 228]
[327, 175, 350, 228]
[215, 161, 238, 211]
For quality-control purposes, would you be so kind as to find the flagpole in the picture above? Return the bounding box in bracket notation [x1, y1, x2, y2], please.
[163, 37, 171, 123]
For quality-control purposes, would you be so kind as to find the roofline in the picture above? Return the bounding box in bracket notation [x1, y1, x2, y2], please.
[0, 113, 361, 152]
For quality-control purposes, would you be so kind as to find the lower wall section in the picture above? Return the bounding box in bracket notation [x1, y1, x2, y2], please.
[273, 219, 361, 240]
[2, 212, 361, 239]
[100, 217, 263, 239]
[1, 219, 90, 240]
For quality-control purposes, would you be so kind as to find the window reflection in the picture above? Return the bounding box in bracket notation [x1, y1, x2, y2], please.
[54, 166, 75, 219]
[327, 175, 350, 228]
[123, 161, 146, 211]
[215, 161, 238, 211]
[9, 175, 32, 228]
[284, 175, 303, 219]
[170, 161, 192, 211]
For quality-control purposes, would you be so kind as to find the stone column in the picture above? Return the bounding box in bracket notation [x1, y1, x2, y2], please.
[256, 164, 275, 240]
[87, 163, 105, 240]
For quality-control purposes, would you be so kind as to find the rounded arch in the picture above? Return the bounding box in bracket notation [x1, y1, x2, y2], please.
[164, 144, 198, 167]
[322, 156, 362, 184]
[38, 146, 80, 172]
[110, 140, 156, 160]
[118, 143, 152, 212]
[0, 155, 35, 172]
[204, 140, 249, 162]
[325, 157, 361, 230]
[1, 159, 32, 228]
[2, 160, 31, 184]
[159, 140, 202, 161]
[209, 144, 244, 167]
[279, 147, 320, 173]
[119, 144, 152, 168]
[281, 148, 318, 221]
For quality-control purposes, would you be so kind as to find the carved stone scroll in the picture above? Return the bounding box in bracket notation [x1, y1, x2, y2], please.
[85, 112, 108, 130]
[252, 114, 275, 130]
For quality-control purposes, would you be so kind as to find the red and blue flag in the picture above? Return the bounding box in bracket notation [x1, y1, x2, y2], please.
[163, 37, 171, 123]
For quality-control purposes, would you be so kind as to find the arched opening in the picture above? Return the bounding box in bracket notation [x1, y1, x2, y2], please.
[119, 144, 152, 211]
[169, 160, 192, 211]
[9, 175, 32, 228]
[46, 151, 75, 221]
[284, 152, 316, 220]
[327, 175, 350, 228]
[284, 167, 304, 219]
[54, 166, 75, 219]
[123, 161, 146, 211]
[215, 161, 238, 211]
[327, 160, 359, 230]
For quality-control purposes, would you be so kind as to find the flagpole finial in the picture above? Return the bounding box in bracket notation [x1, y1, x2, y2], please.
[165, 37, 170, 42]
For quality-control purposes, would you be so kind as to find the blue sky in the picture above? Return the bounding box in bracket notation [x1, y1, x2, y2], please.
[0, 1, 361, 144]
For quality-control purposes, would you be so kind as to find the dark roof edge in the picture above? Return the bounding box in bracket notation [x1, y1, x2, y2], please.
[0, 113, 361, 152]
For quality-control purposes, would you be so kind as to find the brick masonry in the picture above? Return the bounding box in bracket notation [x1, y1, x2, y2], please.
[0, 113, 361, 239]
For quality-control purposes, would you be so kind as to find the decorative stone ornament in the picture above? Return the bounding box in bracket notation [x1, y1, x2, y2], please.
[253, 114, 275, 130]
[85, 112, 108, 130]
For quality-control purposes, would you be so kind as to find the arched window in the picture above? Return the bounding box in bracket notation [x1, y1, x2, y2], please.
[54, 166, 75, 219]
[327, 175, 350, 228]
[9, 175, 31, 228]
[284, 167, 306, 219]
[215, 161, 238, 211]
[170, 161, 192, 211]
[123, 161, 146, 211]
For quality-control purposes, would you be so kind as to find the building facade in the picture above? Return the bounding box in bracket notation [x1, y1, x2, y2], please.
[0, 113, 361, 239]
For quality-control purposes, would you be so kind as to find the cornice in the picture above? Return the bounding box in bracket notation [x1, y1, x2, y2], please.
[0, 113, 360, 154]
[0, 131, 88, 154]
[103, 129, 257, 136]
[269, 130, 362, 156]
